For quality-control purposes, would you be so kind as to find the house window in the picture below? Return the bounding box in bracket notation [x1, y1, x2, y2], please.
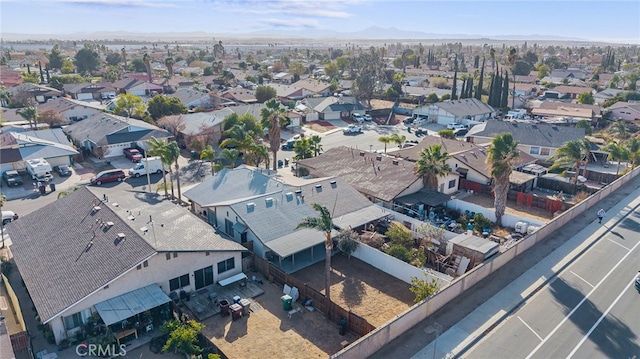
[173, 252, 178, 258]
[540, 147, 550, 156]
[224, 219, 233, 235]
[206, 252, 210, 256]
[448, 179, 456, 189]
[64, 312, 83, 330]
[143, 260, 148, 268]
[169, 274, 190, 292]
[194, 266, 214, 290]
[530, 146, 540, 155]
[137, 264, 142, 270]
[166, 253, 171, 260]
[217, 258, 235, 274]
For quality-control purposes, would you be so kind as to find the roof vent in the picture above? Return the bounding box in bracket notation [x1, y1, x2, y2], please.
[247, 202, 256, 211]
[315, 184, 322, 192]
[265, 197, 274, 207]
[285, 192, 294, 201]
[93, 206, 101, 212]
[105, 221, 114, 228]
[295, 189, 302, 196]
[117, 233, 126, 241]
[392, 160, 399, 165]
[329, 180, 337, 186]
[376, 156, 382, 161]
[359, 151, 365, 156]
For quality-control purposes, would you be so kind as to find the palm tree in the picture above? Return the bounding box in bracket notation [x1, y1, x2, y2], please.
[0, 86, 11, 107]
[550, 139, 590, 184]
[378, 135, 392, 153]
[221, 148, 239, 168]
[309, 135, 323, 156]
[625, 137, 640, 167]
[164, 56, 175, 77]
[244, 143, 270, 169]
[489, 47, 496, 71]
[296, 203, 334, 302]
[260, 99, 286, 170]
[143, 53, 152, 83]
[121, 47, 127, 68]
[604, 141, 629, 175]
[17, 106, 38, 130]
[486, 133, 520, 227]
[608, 120, 629, 140]
[389, 133, 407, 149]
[220, 124, 259, 156]
[148, 137, 171, 198]
[166, 142, 182, 205]
[293, 138, 313, 160]
[414, 145, 452, 190]
[199, 145, 217, 175]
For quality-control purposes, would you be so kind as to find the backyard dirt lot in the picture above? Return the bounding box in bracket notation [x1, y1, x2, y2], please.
[294, 255, 415, 327]
[461, 192, 554, 227]
[202, 277, 358, 359]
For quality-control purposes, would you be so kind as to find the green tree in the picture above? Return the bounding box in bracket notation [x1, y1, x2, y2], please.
[130, 58, 147, 73]
[389, 133, 406, 149]
[353, 47, 386, 107]
[438, 129, 455, 139]
[537, 64, 550, 79]
[337, 229, 360, 259]
[61, 59, 75, 74]
[577, 92, 595, 105]
[293, 138, 313, 160]
[410, 274, 439, 303]
[48, 45, 64, 69]
[576, 119, 593, 135]
[604, 141, 629, 175]
[336, 56, 351, 72]
[0, 86, 10, 107]
[426, 93, 439, 103]
[166, 141, 182, 205]
[161, 320, 204, 356]
[384, 244, 411, 262]
[113, 93, 146, 119]
[625, 137, 640, 167]
[21, 71, 40, 84]
[105, 52, 122, 66]
[486, 133, 520, 226]
[221, 148, 239, 168]
[385, 221, 413, 247]
[608, 120, 629, 140]
[148, 137, 171, 198]
[254, 85, 277, 103]
[512, 60, 532, 76]
[147, 95, 188, 120]
[414, 144, 452, 190]
[222, 113, 262, 134]
[549, 139, 591, 184]
[199, 145, 218, 175]
[309, 134, 323, 156]
[297, 203, 335, 302]
[74, 46, 100, 75]
[378, 135, 392, 153]
[324, 62, 339, 79]
[143, 53, 153, 82]
[220, 124, 260, 156]
[165, 56, 175, 77]
[260, 98, 286, 170]
[17, 106, 38, 130]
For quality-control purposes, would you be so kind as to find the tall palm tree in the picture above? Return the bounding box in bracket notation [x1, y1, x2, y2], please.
[625, 137, 640, 167]
[164, 56, 175, 77]
[550, 139, 590, 184]
[143, 53, 152, 83]
[414, 145, 452, 190]
[199, 145, 217, 175]
[309, 135, 323, 156]
[486, 133, 520, 227]
[489, 47, 496, 71]
[244, 143, 270, 169]
[0, 86, 11, 107]
[220, 124, 259, 156]
[378, 135, 392, 153]
[166, 142, 182, 205]
[297, 203, 334, 302]
[293, 138, 313, 160]
[260, 98, 286, 170]
[17, 106, 38, 130]
[221, 148, 239, 168]
[121, 47, 127, 68]
[389, 133, 407, 149]
[604, 141, 629, 175]
[148, 137, 171, 198]
[608, 120, 629, 141]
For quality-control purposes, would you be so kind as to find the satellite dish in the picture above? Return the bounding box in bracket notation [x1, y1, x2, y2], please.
[577, 175, 587, 183]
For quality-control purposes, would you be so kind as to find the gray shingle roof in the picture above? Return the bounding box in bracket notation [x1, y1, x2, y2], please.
[63, 113, 171, 146]
[468, 121, 586, 148]
[7, 187, 156, 324]
[435, 98, 495, 118]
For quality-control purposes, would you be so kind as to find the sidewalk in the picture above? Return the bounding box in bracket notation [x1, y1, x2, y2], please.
[370, 175, 640, 359]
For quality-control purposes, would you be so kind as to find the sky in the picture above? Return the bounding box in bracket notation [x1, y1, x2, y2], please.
[1, 0, 639, 43]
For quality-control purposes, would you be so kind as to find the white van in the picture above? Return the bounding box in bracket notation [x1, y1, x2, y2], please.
[128, 157, 165, 178]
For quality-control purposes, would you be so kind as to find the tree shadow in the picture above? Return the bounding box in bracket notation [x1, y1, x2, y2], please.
[549, 277, 639, 357]
[614, 216, 640, 236]
[340, 276, 367, 307]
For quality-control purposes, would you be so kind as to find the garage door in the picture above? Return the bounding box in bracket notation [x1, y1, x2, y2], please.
[77, 93, 93, 101]
[45, 156, 71, 167]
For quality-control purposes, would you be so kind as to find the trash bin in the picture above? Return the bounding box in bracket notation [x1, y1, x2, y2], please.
[239, 299, 251, 315]
[39, 185, 46, 195]
[219, 300, 230, 316]
[230, 303, 243, 321]
[339, 317, 347, 335]
[191, 151, 197, 159]
[49, 183, 56, 192]
[281, 295, 292, 311]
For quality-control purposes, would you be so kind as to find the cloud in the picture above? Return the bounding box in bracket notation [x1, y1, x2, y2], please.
[59, 0, 178, 8]
[260, 17, 321, 29]
[221, 0, 355, 19]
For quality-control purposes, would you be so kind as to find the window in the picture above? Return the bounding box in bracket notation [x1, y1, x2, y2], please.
[217, 258, 235, 274]
[169, 274, 190, 292]
[143, 260, 148, 268]
[136, 264, 142, 270]
[540, 147, 550, 156]
[194, 266, 214, 290]
[172, 252, 178, 258]
[166, 253, 171, 260]
[205, 252, 210, 256]
[448, 179, 456, 189]
[64, 312, 83, 330]
[530, 146, 540, 155]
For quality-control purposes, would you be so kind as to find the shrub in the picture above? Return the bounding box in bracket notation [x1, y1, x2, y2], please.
[337, 229, 360, 258]
[410, 275, 440, 302]
[385, 221, 413, 247]
[385, 244, 412, 263]
[473, 213, 492, 231]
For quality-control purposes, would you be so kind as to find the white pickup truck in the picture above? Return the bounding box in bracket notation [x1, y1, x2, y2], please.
[343, 124, 363, 134]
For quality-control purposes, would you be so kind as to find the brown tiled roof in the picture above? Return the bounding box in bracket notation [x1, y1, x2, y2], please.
[394, 136, 480, 162]
[452, 145, 537, 181]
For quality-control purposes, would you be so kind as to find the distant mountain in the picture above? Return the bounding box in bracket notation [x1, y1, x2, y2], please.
[0, 27, 588, 42]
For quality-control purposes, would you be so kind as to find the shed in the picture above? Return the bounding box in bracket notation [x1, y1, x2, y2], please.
[447, 233, 499, 266]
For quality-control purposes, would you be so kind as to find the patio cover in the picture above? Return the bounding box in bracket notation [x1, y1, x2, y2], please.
[333, 205, 390, 230]
[395, 189, 452, 207]
[509, 171, 536, 185]
[267, 228, 336, 258]
[94, 284, 170, 326]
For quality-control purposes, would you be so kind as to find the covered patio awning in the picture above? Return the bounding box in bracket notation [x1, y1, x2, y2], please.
[333, 205, 390, 230]
[94, 284, 171, 326]
[267, 228, 337, 258]
[509, 171, 536, 185]
[395, 189, 452, 207]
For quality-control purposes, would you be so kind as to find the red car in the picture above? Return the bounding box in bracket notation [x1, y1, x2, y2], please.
[123, 148, 143, 162]
[90, 169, 126, 185]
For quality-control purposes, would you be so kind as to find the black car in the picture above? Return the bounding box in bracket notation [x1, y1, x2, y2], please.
[454, 128, 469, 137]
[54, 165, 72, 177]
[3, 170, 23, 186]
[635, 271, 640, 294]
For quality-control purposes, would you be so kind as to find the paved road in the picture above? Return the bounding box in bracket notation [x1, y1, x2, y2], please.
[465, 211, 640, 358]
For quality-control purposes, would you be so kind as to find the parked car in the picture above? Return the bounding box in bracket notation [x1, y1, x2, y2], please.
[281, 135, 302, 150]
[123, 148, 143, 163]
[403, 116, 415, 125]
[635, 271, 640, 293]
[2, 211, 18, 226]
[90, 169, 126, 185]
[351, 113, 365, 123]
[343, 124, 363, 134]
[447, 123, 466, 130]
[54, 165, 72, 177]
[3, 170, 23, 187]
[363, 114, 373, 122]
[454, 128, 469, 137]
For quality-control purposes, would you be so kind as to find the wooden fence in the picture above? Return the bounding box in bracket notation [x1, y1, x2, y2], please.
[252, 256, 376, 337]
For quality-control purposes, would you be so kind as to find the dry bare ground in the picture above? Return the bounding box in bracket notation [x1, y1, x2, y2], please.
[294, 255, 415, 327]
[202, 277, 358, 359]
[306, 121, 336, 133]
[461, 193, 553, 223]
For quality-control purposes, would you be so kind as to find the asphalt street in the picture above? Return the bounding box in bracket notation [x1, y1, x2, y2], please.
[465, 210, 640, 358]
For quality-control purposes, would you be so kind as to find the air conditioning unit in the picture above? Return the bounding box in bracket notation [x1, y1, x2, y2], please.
[515, 221, 529, 234]
[527, 225, 539, 234]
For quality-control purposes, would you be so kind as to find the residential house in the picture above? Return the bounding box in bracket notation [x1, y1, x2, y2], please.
[36, 97, 105, 122]
[512, 83, 539, 98]
[593, 88, 626, 105]
[63, 82, 117, 101]
[8, 83, 63, 104]
[302, 96, 366, 121]
[113, 78, 163, 97]
[0, 65, 23, 88]
[532, 102, 601, 122]
[220, 88, 258, 105]
[62, 113, 172, 159]
[6, 186, 247, 345]
[514, 75, 538, 84]
[166, 88, 211, 109]
[413, 98, 495, 127]
[467, 121, 586, 161]
[607, 102, 640, 122]
[0, 128, 79, 173]
[292, 79, 332, 97]
[273, 72, 294, 84]
[161, 75, 198, 92]
[543, 85, 594, 100]
[267, 83, 307, 101]
[167, 107, 235, 148]
[550, 69, 588, 81]
[183, 167, 388, 272]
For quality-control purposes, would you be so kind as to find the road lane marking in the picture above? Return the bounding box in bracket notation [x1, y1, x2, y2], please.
[518, 316, 543, 341]
[570, 271, 594, 288]
[605, 237, 631, 251]
[525, 237, 640, 359]
[566, 276, 635, 359]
